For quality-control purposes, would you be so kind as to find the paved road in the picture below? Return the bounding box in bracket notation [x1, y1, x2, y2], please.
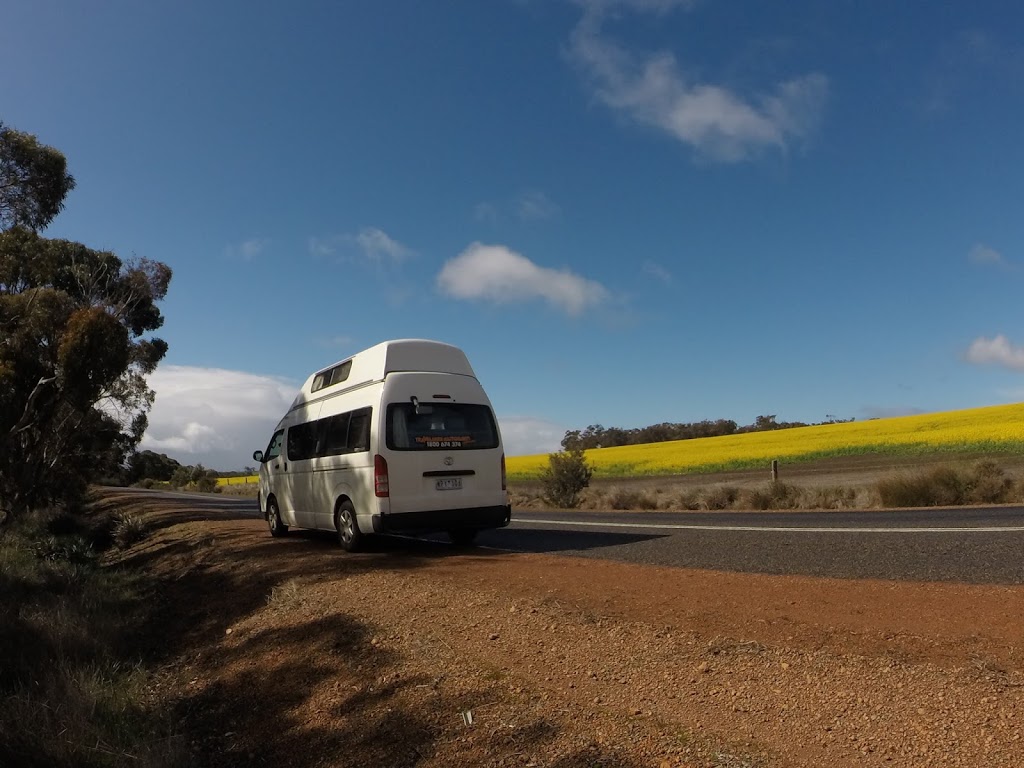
[131, 490, 1024, 584]
[487, 507, 1024, 584]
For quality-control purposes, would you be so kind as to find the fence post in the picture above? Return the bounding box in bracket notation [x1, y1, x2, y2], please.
[770, 459, 779, 482]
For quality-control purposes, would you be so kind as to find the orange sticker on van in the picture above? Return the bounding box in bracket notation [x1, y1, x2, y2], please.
[414, 435, 475, 448]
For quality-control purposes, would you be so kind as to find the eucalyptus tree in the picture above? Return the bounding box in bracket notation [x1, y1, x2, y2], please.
[0, 122, 76, 232]
[0, 124, 171, 521]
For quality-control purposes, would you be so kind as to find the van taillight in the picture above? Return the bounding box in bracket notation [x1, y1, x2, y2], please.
[500, 453, 506, 491]
[374, 454, 389, 497]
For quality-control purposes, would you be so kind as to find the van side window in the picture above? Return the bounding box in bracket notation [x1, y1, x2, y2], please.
[321, 407, 372, 456]
[264, 430, 284, 461]
[321, 413, 351, 456]
[287, 421, 320, 461]
[311, 360, 353, 393]
[347, 408, 371, 453]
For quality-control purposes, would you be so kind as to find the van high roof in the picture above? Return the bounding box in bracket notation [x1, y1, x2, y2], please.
[290, 339, 477, 410]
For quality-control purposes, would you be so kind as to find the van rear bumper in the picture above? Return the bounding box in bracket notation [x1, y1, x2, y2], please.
[372, 505, 511, 534]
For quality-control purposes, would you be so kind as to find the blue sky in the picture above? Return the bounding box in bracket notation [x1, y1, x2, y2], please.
[4, 0, 1024, 469]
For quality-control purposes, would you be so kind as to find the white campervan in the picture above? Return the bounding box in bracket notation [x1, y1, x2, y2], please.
[252, 339, 511, 551]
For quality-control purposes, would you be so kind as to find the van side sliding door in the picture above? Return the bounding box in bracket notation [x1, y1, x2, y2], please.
[285, 407, 322, 528]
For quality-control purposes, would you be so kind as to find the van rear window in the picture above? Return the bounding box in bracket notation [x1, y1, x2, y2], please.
[386, 403, 499, 451]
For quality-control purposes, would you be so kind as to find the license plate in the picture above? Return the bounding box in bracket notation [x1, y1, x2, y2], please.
[435, 477, 463, 491]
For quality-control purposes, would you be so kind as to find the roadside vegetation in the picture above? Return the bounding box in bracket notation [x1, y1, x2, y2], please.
[0, 123, 178, 767]
[876, 460, 1017, 508]
[541, 448, 593, 508]
[0, 502, 183, 767]
[512, 459, 1024, 511]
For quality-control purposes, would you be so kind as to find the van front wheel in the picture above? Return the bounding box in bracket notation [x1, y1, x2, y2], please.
[335, 500, 364, 553]
[267, 498, 289, 537]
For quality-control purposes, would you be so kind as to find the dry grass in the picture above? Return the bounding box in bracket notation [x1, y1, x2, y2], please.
[510, 455, 1024, 511]
[877, 460, 1017, 507]
[0, 506, 184, 768]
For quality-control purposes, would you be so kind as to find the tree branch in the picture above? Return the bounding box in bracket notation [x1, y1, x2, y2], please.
[9, 375, 56, 436]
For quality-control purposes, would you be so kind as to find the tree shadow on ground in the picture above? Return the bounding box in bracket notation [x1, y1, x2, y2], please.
[151, 574, 650, 768]
[103, 490, 655, 767]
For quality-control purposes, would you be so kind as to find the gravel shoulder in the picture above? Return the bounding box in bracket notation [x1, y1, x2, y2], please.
[111, 493, 1024, 767]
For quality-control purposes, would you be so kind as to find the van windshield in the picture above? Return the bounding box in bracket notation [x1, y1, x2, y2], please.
[386, 403, 499, 451]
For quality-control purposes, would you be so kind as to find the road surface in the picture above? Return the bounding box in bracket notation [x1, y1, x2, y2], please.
[125, 489, 1024, 584]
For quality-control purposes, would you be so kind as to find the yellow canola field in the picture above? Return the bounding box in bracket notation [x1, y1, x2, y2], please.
[505, 402, 1024, 480]
[218, 475, 258, 486]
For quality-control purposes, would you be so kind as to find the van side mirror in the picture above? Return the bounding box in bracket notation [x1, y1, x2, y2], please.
[252, 450, 264, 463]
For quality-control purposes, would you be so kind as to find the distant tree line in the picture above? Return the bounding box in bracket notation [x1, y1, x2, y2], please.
[127, 449, 219, 492]
[560, 414, 854, 451]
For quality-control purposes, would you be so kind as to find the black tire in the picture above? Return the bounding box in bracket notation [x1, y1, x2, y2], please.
[267, 498, 289, 537]
[335, 500, 364, 552]
[448, 528, 478, 546]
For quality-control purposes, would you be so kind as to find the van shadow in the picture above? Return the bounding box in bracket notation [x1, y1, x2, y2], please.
[279, 526, 668, 557]
[476, 527, 668, 555]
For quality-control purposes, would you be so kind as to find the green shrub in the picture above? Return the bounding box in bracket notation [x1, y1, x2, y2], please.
[111, 514, 148, 550]
[32, 534, 97, 565]
[194, 473, 218, 493]
[542, 449, 593, 509]
[168, 463, 218, 492]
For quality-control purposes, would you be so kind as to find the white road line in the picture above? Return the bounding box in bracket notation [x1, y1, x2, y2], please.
[510, 518, 1024, 534]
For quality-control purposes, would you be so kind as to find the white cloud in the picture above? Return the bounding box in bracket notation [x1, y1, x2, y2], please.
[969, 243, 1012, 268]
[145, 422, 219, 454]
[642, 260, 672, 283]
[309, 227, 412, 264]
[568, 2, 828, 162]
[225, 238, 268, 260]
[517, 190, 560, 221]
[966, 335, 1024, 371]
[141, 365, 298, 470]
[498, 416, 567, 457]
[355, 227, 413, 262]
[436, 242, 609, 315]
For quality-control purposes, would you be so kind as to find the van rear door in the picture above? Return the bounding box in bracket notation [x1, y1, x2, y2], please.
[382, 398, 504, 516]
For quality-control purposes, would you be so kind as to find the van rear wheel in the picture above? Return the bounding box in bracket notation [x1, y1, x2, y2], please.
[267, 498, 288, 537]
[448, 529, 478, 546]
[335, 500, 364, 552]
